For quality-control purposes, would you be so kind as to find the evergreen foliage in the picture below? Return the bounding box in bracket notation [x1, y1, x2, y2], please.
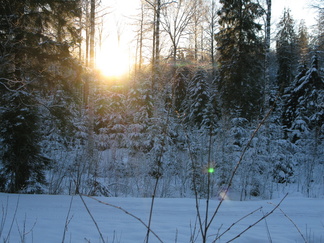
[0, 0, 322, 199]
[0, 0, 81, 192]
[216, 0, 265, 120]
[172, 67, 190, 114]
[184, 68, 210, 128]
[276, 9, 298, 93]
[312, 8, 324, 62]
[282, 55, 323, 142]
[0, 91, 50, 192]
[95, 85, 127, 150]
[281, 55, 323, 196]
[297, 20, 310, 65]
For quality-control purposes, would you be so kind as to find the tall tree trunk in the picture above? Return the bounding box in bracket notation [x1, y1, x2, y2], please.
[90, 0, 95, 69]
[139, 3, 144, 72]
[210, 0, 217, 76]
[264, 0, 271, 109]
[85, 0, 90, 67]
[194, 18, 198, 62]
[87, 0, 96, 190]
[173, 42, 177, 67]
[155, 0, 161, 68]
[152, 5, 156, 68]
[84, 0, 90, 103]
[152, 0, 161, 89]
[78, 7, 83, 62]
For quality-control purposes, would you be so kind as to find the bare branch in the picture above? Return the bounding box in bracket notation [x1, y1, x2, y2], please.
[0, 78, 28, 92]
[144, 0, 155, 8]
[227, 193, 289, 242]
[212, 207, 263, 242]
[16, 214, 37, 243]
[78, 194, 106, 243]
[161, 1, 177, 8]
[62, 196, 74, 243]
[83, 195, 164, 243]
[4, 196, 20, 242]
[206, 99, 278, 231]
[144, 1, 177, 10]
[184, 130, 205, 239]
[269, 202, 308, 243]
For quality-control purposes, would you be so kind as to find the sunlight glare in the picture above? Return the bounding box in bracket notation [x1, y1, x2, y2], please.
[96, 46, 130, 78]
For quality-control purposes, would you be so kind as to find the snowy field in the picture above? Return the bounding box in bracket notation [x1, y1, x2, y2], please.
[0, 193, 323, 243]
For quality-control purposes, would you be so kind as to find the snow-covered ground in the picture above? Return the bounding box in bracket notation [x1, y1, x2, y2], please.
[0, 193, 323, 243]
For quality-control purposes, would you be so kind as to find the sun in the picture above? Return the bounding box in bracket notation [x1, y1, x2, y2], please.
[96, 45, 130, 78]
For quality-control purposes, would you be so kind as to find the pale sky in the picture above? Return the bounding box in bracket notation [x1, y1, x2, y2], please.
[99, 0, 319, 50]
[95, 0, 140, 76]
[102, 0, 318, 26]
[272, 0, 318, 27]
[96, 0, 320, 76]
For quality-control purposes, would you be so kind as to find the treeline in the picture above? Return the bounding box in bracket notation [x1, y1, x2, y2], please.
[0, 0, 323, 199]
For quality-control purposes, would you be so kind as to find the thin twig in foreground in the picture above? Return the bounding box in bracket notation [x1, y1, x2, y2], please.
[269, 202, 308, 243]
[211, 206, 263, 242]
[16, 214, 37, 243]
[207, 104, 276, 231]
[145, 177, 160, 243]
[145, 86, 173, 243]
[184, 130, 204, 239]
[262, 208, 273, 243]
[5, 195, 20, 243]
[226, 193, 288, 242]
[78, 194, 106, 243]
[84, 195, 164, 243]
[62, 195, 74, 243]
[0, 196, 9, 239]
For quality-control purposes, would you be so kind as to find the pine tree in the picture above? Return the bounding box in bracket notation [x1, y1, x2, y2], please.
[215, 0, 265, 120]
[184, 68, 210, 128]
[172, 67, 190, 114]
[282, 55, 323, 196]
[282, 55, 323, 142]
[297, 20, 310, 65]
[312, 7, 324, 65]
[276, 9, 298, 94]
[0, 0, 81, 192]
[0, 91, 50, 192]
[126, 79, 154, 153]
[94, 84, 127, 150]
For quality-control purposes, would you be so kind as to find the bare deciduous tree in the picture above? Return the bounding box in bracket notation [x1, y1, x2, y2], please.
[205, 0, 219, 74]
[160, 0, 195, 68]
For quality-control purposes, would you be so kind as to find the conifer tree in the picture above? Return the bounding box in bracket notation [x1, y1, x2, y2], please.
[216, 0, 265, 120]
[172, 67, 190, 115]
[297, 20, 310, 65]
[282, 55, 323, 196]
[0, 91, 51, 192]
[282, 55, 323, 142]
[0, 0, 81, 192]
[127, 79, 154, 153]
[205, 0, 218, 75]
[314, 8, 324, 65]
[276, 9, 298, 94]
[184, 68, 210, 128]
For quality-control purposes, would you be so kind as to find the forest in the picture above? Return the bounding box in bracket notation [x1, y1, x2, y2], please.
[0, 0, 323, 200]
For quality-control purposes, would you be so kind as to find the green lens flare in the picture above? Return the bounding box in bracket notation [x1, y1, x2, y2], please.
[208, 168, 215, 173]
